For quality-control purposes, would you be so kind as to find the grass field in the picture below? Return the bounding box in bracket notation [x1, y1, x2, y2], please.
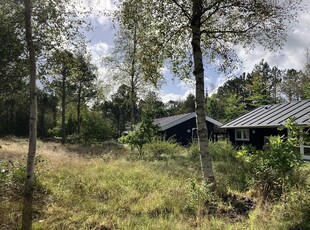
[0, 137, 309, 229]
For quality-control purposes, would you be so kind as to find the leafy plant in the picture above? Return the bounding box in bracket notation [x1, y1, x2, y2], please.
[144, 137, 184, 160]
[80, 111, 114, 144]
[188, 139, 200, 160]
[119, 113, 158, 157]
[237, 119, 304, 199]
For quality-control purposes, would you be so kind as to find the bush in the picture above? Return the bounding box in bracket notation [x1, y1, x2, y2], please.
[80, 111, 114, 144]
[119, 113, 158, 157]
[210, 141, 250, 193]
[188, 140, 200, 159]
[237, 120, 304, 199]
[277, 186, 310, 229]
[144, 137, 184, 160]
[251, 166, 310, 230]
[187, 141, 249, 193]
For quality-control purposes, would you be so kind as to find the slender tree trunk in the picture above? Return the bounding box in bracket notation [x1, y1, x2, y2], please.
[130, 23, 137, 131]
[52, 96, 57, 128]
[191, 0, 216, 189]
[61, 75, 66, 144]
[22, 0, 37, 229]
[77, 82, 82, 133]
[40, 103, 46, 138]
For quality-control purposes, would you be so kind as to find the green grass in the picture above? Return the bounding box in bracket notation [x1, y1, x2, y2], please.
[1, 139, 309, 229]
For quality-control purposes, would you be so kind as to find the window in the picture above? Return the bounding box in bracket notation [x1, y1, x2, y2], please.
[235, 129, 250, 141]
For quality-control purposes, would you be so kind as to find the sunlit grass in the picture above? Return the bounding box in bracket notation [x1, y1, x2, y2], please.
[1, 138, 309, 229]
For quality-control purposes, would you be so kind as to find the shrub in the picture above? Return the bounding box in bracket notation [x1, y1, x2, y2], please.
[80, 111, 114, 144]
[144, 137, 184, 160]
[188, 139, 200, 159]
[187, 141, 249, 193]
[210, 141, 250, 193]
[237, 120, 304, 199]
[119, 113, 158, 157]
[253, 166, 310, 230]
[277, 186, 310, 229]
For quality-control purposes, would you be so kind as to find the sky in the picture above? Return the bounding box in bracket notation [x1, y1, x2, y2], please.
[81, 0, 310, 103]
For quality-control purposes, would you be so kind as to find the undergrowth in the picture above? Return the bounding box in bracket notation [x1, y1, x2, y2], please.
[0, 138, 309, 229]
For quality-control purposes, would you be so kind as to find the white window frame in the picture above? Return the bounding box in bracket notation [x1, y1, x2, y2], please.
[300, 145, 310, 161]
[235, 129, 250, 141]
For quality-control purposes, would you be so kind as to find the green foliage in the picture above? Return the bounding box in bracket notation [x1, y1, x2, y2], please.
[139, 91, 167, 119]
[210, 141, 250, 193]
[119, 113, 158, 156]
[188, 140, 200, 159]
[237, 119, 304, 199]
[1, 139, 310, 229]
[0, 156, 46, 198]
[248, 164, 310, 230]
[79, 111, 114, 144]
[144, 137, 184, 160]
[102, 84, 132, 136]
[274, 179, 310, 229]
[303, 81, 310, 99]
[187, 141, 250, 193]
[0, 160, 25, 189]
[184, 179, 210, 216]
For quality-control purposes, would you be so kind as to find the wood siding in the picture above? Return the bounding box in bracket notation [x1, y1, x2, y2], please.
[228, 127, 287, 150]
[158, 117, 216, 145]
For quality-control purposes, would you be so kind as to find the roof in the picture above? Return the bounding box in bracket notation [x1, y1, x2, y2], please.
[154, 112, 223, 131]
[222, 99, 310, 129]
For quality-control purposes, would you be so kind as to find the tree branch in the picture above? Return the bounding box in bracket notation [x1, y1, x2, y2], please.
[170, 0, 191, 21]
[201, 22, 259, 35]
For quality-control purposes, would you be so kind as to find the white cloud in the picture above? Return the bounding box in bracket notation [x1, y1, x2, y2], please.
[87, 42, 112, 85]
[237, 10, 310, 73]
[160, 88, 195, 103]
[177, 80, 194, 90]
[82, 0, 310, 102]
[88, 42, 110, 56]
[160, 93, 183, 103]
[74, 0, 115, 25]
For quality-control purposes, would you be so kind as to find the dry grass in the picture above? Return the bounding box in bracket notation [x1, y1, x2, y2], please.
[0, 137, 127, 168]
[1, 138, 309, 229]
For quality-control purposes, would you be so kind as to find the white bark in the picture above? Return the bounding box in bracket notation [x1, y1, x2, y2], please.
[191, 0, 216, 189]
[22, 0, 37, 229]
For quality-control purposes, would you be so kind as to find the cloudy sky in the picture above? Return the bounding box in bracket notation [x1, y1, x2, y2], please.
[83, 0, 310, 102]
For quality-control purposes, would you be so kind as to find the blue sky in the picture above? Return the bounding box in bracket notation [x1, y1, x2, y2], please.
[81, 0, 310, 102]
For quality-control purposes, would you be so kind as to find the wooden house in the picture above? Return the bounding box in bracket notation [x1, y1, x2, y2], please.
[222, 99, 310, 160]
[153, 112, 224, 145]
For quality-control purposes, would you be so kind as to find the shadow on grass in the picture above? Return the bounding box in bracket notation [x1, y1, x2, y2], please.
[63, 141, 129, 158]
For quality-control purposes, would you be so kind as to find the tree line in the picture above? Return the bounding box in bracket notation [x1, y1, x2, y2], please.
[2, 56, 309, 142]
[206, 58, 310, 123]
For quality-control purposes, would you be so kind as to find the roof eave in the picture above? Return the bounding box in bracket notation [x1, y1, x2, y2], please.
[159, 113, 196, 131]
[222, 123, 309, 129]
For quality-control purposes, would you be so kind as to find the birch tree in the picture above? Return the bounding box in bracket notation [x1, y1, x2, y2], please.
[107, 0, 164, 129]
[21, 0, 37, 229]
[18, 0, 89, 228]
[118, 0, 302, 189]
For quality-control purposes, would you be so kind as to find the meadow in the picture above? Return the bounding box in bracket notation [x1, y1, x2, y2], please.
[1, 137, 309, 229]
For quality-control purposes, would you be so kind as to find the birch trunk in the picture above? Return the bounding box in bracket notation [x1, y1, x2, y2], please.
[61, 75, 66, 144]
[77, 82, 82, 133]
[191, 0, 216, 189]
[130, 22, 137, 131]
[21, 0, 37, 229]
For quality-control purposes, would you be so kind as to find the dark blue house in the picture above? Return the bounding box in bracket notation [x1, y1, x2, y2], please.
[222, 99, 310, 160]
[154, 112, 224, 145]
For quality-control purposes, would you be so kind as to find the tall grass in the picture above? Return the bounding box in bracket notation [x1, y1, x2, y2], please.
[1, 138, 309, 229]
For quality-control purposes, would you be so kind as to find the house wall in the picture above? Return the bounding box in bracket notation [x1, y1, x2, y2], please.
[228, 127, 287, 150]
[159, 117, 215, 146]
